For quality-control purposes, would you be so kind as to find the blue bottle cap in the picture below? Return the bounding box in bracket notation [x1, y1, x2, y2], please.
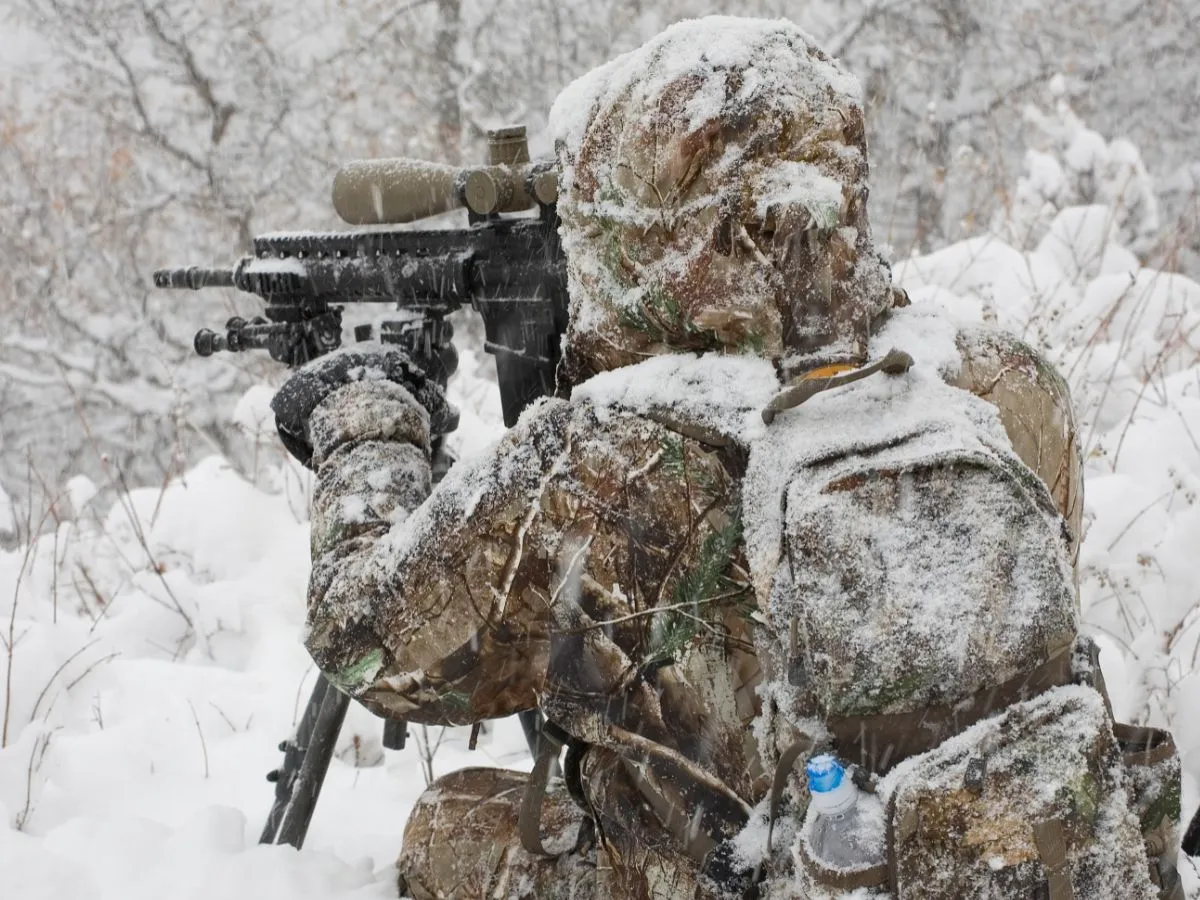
[805, 753, 845, 794]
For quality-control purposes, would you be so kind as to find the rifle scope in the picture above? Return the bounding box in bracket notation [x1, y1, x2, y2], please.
[331, 125, 558, 226]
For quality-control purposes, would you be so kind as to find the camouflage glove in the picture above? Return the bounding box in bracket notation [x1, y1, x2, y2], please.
[270, 346, 459, 468]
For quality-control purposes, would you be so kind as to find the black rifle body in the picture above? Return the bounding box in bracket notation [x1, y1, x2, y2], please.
[158, 209, 568, 427]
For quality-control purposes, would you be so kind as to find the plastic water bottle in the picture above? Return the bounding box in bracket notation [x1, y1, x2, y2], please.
[805, 753, 872, 869]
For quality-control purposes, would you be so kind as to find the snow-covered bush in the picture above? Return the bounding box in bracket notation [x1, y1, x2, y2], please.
[993, 75, 1161, 261]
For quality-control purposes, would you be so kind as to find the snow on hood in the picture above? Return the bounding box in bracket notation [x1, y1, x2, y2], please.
[549, 16, 895, 383]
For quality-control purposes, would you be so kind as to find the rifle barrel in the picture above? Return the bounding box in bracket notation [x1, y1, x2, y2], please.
[155, 267, 237, 290]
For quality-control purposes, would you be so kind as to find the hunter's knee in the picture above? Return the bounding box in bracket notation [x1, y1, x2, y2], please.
[397, 767, 594, 899]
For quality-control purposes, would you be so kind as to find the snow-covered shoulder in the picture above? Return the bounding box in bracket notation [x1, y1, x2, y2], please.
[572, 352, 779, 446]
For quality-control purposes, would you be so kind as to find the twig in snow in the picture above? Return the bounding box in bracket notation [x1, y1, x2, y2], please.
[1105, 489, 1174, 552]
[415, 724, 446, 787]
[64, 652, 121, 691]
[28, 638, 100, 722]
[15, 728, 56, 831]
[4, 461, 62, 747]
[209, 702, 238, 733]
[186, 699, 210, 779]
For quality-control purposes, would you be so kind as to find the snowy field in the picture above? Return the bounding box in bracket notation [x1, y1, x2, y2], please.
[0, 348, 522, 899]
[5, 201, 1200, 896]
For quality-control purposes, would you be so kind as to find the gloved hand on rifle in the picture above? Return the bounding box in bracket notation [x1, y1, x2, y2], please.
[270, 346, 459, 469]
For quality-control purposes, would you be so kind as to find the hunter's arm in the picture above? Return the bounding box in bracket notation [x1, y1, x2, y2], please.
[304, 382, 570, 725]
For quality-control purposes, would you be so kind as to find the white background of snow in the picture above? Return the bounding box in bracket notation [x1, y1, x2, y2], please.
[0, 348, 522, 900]
[4, 186, 1200, 900]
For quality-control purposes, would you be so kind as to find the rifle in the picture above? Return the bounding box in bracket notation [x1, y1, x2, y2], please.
[155, 126, 568, 849]
[1184, 805, 1200, 858]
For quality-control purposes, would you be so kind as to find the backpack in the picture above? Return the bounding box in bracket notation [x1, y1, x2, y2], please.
[746, 373, 1181, 898]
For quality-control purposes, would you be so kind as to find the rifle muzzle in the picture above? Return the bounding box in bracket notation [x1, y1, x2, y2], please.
[194, 327, 229, 356]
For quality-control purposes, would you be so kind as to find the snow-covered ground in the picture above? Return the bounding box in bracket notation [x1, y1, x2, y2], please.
[0, 349, 522, 899]
[4, 210, 1200, 897]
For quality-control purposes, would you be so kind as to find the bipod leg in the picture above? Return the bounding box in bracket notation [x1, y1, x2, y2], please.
[260, 675, 329, 844]
[273, 681, 350, 848]
[259, 674, 350, 849]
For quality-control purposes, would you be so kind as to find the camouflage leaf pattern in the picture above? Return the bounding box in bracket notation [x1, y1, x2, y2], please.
[551, 18, 896, 383]
[300, 317, 1108, 898]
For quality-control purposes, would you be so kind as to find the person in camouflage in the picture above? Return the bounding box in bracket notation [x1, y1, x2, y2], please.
[272, 17, 1181, 900]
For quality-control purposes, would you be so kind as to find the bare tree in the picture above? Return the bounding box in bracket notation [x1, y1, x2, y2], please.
[2, 0, 1197, 515]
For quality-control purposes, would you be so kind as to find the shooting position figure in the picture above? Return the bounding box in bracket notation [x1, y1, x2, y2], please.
[159, 17, 1184, 899]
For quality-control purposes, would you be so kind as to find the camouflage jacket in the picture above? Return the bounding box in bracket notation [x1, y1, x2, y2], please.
[303, 305, 1082, 897]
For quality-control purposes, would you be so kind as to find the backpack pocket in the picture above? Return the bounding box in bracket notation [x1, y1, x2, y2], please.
[1113, 723, 1184, 899]
[766, 424, 1079, 772]
[885, 686, 1158, 900]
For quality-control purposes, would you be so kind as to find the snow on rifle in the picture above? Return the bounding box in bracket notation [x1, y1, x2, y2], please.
[154, 125, 567, 427]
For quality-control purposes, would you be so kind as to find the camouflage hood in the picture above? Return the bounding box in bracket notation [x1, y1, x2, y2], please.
[549, 16, 897, 382]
